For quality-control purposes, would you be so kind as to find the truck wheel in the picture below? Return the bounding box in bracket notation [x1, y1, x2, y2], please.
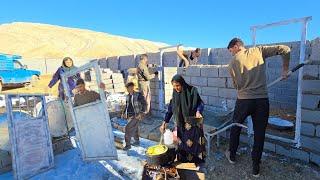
[31, 75, 39, 87]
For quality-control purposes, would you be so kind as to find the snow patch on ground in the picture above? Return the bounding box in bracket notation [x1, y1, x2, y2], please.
[0, 130, 156, 180]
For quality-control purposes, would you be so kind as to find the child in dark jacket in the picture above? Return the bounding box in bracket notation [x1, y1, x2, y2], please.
[122, 82, 147, 150]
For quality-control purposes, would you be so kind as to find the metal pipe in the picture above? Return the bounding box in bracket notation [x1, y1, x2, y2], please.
[294, 19, 309, 148]
[250, 16, 312, 30]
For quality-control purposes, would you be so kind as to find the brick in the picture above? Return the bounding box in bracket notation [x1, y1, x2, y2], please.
[310, 152, 320, 166]
[191, 77, 207, 86]
[207, 78, 226, 88]
[226, 78, 234, 88]
[201, 87, 218, 97]
[302, 80, 320, 94]
[186, 66, 201, 76]
[218, 65, 231, 77]
[301, 123, 315, 136]
[200, 66, 219, 77]
[316, 125, 320, 137]
[302, 94, 320, 110]
[301, 109, 320, 123]
[218, 88, 237, 99]
[264, 141, 276, 152]
[276, 144, 291, 156]
[301, 136, 320, 153]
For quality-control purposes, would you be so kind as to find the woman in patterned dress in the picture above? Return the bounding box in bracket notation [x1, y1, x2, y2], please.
[160, 74, 206, 164]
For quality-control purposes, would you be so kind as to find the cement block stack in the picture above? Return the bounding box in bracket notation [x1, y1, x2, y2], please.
[150, 67, 177, 118]
[111, 73, 125, 93]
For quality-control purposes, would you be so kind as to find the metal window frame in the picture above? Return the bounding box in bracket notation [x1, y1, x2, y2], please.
[61, 60, 118, 161]
[6, 94, 54, 180]
[250, 16, 312, 147]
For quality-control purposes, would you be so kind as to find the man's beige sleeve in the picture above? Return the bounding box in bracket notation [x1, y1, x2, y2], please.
[259, 45, 291, 62]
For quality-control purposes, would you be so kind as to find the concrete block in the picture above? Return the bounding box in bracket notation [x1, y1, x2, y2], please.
[107, 56, 119, 71]
[310, 152, 320, 166]
[303, 65, 319, 79]
[163, 51, 178, 67]
[302, 94, 320, 110]
[276, 144, 291, 156]
[207, 78, 226, 88]
[198, 48, 210, 64]
[201, 87, 218, 97]
[226, 78, 234, 88]
[227, 99, 236, 109]
[301, 109, 320, 123]
[119, 55, 135, 70]
[301, 122, 315, 136]
[302, 80, 320, 94]
[208, 96, 224, 107]
[177, 68, 186, 75]
[200, 95, 209, 105]
[218, 65, 231, 77]
[218, 88, 237, 99]
[200, 66, 219, 77]
[98, 58, 108, 68]
[310, 37, 320, 61]
[186, 66, 201, 77]
[291, 148, 310, 162]
[316, 125, 320, 138]
[301, 136, 320, 153]
[147, 52, 161, 65]
[183, 76, 191, 84]
[264, 141, 276, 152]
[191, 77, 207, 86]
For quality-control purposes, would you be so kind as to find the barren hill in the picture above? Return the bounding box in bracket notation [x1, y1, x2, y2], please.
[0, 22, 168, 59]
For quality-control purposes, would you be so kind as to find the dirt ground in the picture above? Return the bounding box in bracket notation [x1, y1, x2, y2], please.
[205, 140, 320, 180]
[2, 74, 58, 96]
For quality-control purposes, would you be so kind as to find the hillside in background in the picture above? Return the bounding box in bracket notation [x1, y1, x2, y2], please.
[0, 22, 168, 59]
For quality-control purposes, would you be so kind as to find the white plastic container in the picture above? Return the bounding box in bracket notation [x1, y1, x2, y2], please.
[164, 129, 174, 145]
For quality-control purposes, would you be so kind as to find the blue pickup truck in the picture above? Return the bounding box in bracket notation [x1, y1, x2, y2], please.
[0, 53, 40, 92]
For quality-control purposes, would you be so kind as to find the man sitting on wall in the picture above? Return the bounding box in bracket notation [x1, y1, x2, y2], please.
[73, 79, 106, 107]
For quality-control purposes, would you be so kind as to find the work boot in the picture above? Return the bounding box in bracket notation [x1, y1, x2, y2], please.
[252, 162, 260, 178]
[225, 150, 235, 164]
[123, 145, 131, 151]
[132, 140, 140, 146]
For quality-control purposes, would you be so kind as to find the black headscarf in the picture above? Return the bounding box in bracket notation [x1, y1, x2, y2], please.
[171, 74, 202, 125]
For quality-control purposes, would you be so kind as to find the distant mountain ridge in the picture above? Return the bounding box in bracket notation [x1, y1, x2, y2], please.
[0, 22, 168, 59]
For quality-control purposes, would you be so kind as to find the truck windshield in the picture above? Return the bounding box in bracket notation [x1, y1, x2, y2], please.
[13, 60, 23, 69]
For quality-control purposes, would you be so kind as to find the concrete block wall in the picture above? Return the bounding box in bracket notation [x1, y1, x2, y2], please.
[177, 65, 236, 109]
[206, 41, 314, 112]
